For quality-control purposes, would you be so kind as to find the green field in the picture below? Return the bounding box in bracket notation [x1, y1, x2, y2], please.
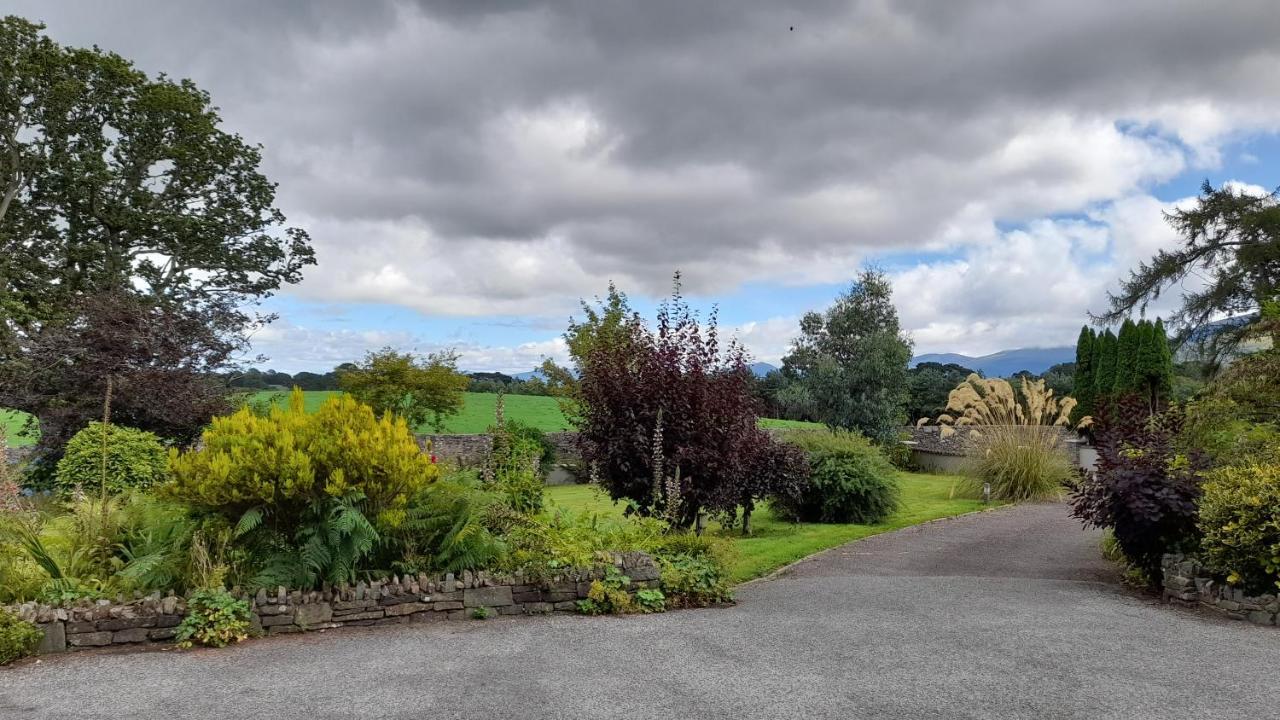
[1, 391, 821, 446]
[1, 409, 35, 447]
[544, 471, 992, 584]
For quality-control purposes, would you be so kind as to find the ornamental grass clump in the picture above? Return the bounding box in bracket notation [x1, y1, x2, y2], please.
[961, 425, 1073, 501]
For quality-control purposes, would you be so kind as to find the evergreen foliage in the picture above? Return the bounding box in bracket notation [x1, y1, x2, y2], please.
[55, 423, 168, 495]
[1072, 327, 1096, 420]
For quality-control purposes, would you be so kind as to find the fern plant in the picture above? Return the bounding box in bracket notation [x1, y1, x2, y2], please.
[246, 490, 379, 589]
[393, 478, 507, 574]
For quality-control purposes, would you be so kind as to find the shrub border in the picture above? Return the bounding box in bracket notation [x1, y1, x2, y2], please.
[5, 552, 660, 656]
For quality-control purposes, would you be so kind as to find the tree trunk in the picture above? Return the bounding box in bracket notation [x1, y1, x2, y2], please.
[741, 505, 753, 536]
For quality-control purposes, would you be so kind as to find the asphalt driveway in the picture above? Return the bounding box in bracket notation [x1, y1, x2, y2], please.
[2, 503, 1276, 719]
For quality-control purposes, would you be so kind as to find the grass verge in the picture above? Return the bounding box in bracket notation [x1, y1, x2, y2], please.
[545, 471, 996, 584]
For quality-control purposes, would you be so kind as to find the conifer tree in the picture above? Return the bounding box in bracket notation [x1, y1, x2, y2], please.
[1113, 319, 1140, 394]
[1072, 326, 1096, 419]
[1094, 329, 1119, 400]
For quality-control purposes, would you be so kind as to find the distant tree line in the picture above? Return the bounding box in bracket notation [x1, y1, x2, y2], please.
[227, 365, 554, 396]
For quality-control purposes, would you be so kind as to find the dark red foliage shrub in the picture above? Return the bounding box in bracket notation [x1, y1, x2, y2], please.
[1070, 396, 1206, 584]
[0, 292, 238, 464]
[575, 280, 810, 527]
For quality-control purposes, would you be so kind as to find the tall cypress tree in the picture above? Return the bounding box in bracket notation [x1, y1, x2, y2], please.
[1113, 319, 1140, 394]
[1153, 318, 1174, 402]
[1072, 326, 1096, 419]
[1094, 329, 1119, 401]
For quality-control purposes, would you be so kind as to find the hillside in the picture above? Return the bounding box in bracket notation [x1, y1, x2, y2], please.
[910, 347, 1074, 377]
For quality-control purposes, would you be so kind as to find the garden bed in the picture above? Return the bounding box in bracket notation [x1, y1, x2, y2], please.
[8, 552, 663, 656]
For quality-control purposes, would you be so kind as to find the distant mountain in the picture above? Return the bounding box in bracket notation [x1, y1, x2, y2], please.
[910, 347, 1074, 377]
[511, 369, 546, 382]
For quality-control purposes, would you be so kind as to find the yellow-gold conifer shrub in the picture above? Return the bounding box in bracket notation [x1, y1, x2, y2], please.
[166, 388, 438, 530]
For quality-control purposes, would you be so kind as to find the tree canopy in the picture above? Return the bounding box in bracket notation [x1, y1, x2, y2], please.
[0, 15, 313, 344]
[782, 270, 913, 442]
[337, 348, 469, 433]
[1098, 180, 1280, 355]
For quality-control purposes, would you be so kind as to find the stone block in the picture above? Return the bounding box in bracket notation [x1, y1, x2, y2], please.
[267, 625, 302, 635]
[524, 602, 553, 614]
[67, 631, 112, 647]
[333, 610, 384, 622]
[258, 613, 295, 627]
[1247, 611, 1275, 626]
[433, 601, 463, 611]
[256, 604, 292, 616]
[112, 628, 151, 643]
[464, 586, 513, 608]
[384, 602, 428, 617]
[294, 602, 333, 627]
[512, 591, 542, 604]
[97, 616, 156, 631]
[148, 627, 178, 641]
[332, 599, 376, 612]
[154, 614, 182, 628]
[37, 622, 67, 654]
[553, 601, 578, 612]
[66, 620, 97, 634]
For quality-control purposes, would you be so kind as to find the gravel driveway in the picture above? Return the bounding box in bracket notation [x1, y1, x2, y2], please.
[2, 503, 1276, 719]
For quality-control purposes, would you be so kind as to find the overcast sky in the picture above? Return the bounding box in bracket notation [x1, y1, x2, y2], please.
[12, 1, 1280, 372]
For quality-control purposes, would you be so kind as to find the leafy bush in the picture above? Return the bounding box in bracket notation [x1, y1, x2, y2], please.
[633, 588, 667, 613]
[391, 474, 509, 574]
[1199, 462, 1280, 594]
[576, 277, 790, 526]
[55, 422, 167, 495]
[167, 389, 438, 588]
[0, 607, 41, 665]
[577, 566, 637, 615]
[1071, 398, 1206, 585]
[962, 425, 1073, 501]
[772, 430, 900, 524]
[658, 553, 733, 607]
[483, 401, 546, 515]
[175, 588, 252, 648]
[1180, 397, 1280, 468]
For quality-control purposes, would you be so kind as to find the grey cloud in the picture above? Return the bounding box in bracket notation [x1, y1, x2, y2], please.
[9, 0, 1280, 311]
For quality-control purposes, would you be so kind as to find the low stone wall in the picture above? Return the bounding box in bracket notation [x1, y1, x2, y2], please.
[421, 431, 580, 466]
[8, 552, 661, 655]
[1162, 554, 1278, 627]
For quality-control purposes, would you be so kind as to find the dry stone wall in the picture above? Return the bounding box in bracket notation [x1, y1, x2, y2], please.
[8, 551, 661, 655]
[1162, 554, 1278, 627]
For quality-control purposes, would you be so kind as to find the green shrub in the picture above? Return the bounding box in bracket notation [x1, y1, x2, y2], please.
[167, 389, 438, 588]
[175, 588, 252, 648]
[483, 407, 546, 515]
[772, 430, 901, 524]
[392, 475, 509, 574]
[55, 422, 167, 495]
[963, 425, 1073, 501]
[1199, 462, 1280, 594]
[576, 566, 635, 615]
[658, 553, 732, 607]
[0, 607, 42, 665]
[633, 588, 666, 613]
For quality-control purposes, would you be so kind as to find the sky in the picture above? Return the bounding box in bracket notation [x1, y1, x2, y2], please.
[11, 1, 1280, 373]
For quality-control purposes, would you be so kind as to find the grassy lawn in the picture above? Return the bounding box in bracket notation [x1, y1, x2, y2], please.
[545, 471, 994, 584]
[757, 418, 825, 430]
[1, 409, 35, 447]
[3, 391, 816, 445]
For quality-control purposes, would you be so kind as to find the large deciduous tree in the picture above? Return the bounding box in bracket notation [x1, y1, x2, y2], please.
[782, 270, 913, 443]
[1098, 180, 1280, 356]
[0, 16, 313, 453]
[337, 348, 469, 433]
